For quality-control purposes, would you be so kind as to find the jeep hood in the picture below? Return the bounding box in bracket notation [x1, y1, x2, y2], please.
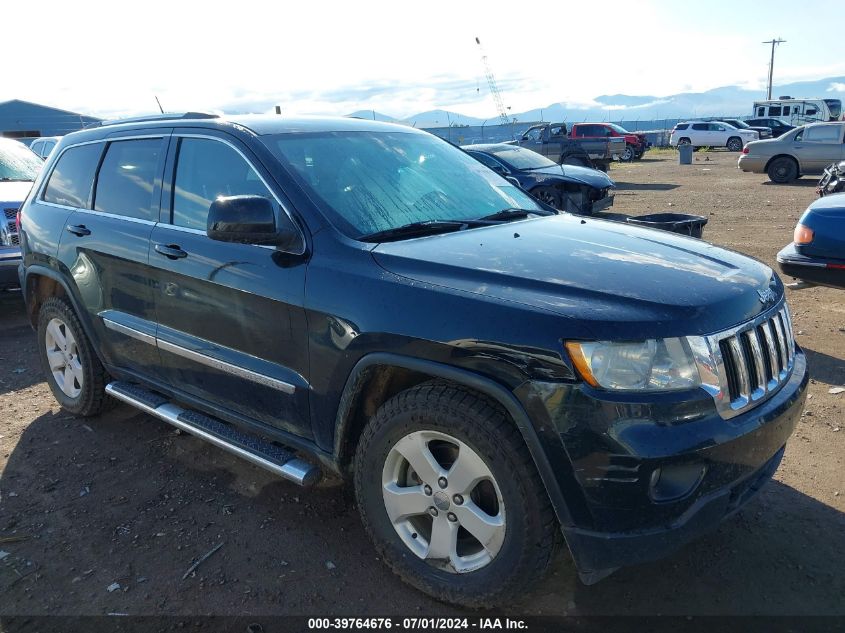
[371, 214, 779, 339]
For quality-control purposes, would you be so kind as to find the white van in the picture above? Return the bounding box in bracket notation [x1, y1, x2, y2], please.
[752, 98, 842, 126]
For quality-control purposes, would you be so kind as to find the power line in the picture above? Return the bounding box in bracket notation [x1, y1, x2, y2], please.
[762, 38, 786, 100]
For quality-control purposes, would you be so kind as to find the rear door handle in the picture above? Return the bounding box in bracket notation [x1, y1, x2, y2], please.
[66, 224, 91, 237]
[154, 243, 188, 259]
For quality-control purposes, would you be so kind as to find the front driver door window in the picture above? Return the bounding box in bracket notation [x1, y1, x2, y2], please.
[149, 134, 312, 438]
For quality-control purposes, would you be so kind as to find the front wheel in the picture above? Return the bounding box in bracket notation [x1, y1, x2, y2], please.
[620, 145, 635, 162]
[726, 136, 743, 152]
[354, 383, 558, 607]
[531, 186, 563, 210]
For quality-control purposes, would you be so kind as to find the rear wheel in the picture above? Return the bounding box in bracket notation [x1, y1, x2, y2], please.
[726, 136, 743, 152]
[677, 137, 691, 146]
[531, 186, 563, 210]
[37, 297, 111, 417]
[354, 383, 558, 607]
[767, 157, 799, 184]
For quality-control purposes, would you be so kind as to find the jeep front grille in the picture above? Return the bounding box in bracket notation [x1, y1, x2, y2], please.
[710, 304, 795, 419]
[4, 207, 19, 247]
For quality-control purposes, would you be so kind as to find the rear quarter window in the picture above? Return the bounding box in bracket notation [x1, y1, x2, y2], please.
[42, 143, 103, 208]
[675, 123, 689, 130]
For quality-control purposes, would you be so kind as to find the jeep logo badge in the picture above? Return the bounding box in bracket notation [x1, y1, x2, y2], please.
[757, 287, 777, 304]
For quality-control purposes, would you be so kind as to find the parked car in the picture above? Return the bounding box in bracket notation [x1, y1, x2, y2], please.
[670, 121, 758, 151]
[0, 138, 42, 289]
[777, 194, 845, 290]
[20, 113, 807, 607]
[704, 118, 772, 140]
[745, 118, 795, 138]
[28, 136, 62, 160]
[738, 122, 845, 183]
[568, 123, 649, 162]
[513, 122, 626, 171]
[463, 143, 614, 214]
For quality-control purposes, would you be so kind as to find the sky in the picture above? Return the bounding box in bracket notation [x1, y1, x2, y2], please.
[5, 0, 845, 120]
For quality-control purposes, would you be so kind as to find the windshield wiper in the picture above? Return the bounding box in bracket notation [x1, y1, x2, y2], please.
[359, 220, 470, 243]
[0, 178, 33, 182]
[475, 208, 552, 222]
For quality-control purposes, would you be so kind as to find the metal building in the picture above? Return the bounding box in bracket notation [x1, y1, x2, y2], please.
[0, 99, 101, 142]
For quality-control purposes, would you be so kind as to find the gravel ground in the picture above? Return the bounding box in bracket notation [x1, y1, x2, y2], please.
[0, 150, 843, 617]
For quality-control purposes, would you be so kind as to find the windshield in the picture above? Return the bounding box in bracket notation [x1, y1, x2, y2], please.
[727, 120, 749, 129]
[0, 141, 42, 181]
[824, 99, 842, 119]
[488, 146, 557, 170]
[266, 131, 544, 239]
[607, 123, 630, 134]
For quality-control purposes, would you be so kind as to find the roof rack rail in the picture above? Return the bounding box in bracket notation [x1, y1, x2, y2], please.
[95, 112, 220, 128]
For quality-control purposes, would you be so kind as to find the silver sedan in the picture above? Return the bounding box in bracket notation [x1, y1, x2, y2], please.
[738, 122, 845, 183]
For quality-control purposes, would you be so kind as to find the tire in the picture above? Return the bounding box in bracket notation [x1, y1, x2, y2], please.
[677, 137, 691, 146]
[726, 136, 743, 152]
[37, 297, 112, 417]
[531, 186, 563, 210]
[354, 383, 558, 608]
[620, 145, 635, 162]
[767, 157, 799, 184]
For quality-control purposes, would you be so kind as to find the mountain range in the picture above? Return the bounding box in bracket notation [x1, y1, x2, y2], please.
[349, 76, 845, 127]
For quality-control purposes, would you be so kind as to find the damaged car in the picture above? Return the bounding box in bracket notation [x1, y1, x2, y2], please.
[463, 143, 615, 214]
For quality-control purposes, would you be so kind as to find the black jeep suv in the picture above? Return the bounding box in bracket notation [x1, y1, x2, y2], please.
[18, 114, 808, 607]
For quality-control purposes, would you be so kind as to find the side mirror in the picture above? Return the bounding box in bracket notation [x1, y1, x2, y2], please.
[506, 176, 523, 189]
[207, 195, 303, 252]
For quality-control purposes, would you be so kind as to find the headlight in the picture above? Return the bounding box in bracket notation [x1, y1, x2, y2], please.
[565, 338, 705, 391]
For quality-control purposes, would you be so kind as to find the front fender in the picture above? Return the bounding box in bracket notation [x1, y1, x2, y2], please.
[333, 352, 575, 528]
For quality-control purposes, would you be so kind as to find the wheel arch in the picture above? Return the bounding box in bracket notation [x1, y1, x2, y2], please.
[23, 266, 100, 356]
[764, 153, 801, 175]
[333, 352, 573, 527]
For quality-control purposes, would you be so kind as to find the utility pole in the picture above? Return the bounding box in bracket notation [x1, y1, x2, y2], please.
[762, 38, 786, 100]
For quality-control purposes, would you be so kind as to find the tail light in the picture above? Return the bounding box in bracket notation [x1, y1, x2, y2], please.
[741, 146, 750, 154]
[794, 223, 814, 245]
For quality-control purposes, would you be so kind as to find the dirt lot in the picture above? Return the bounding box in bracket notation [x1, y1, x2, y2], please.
[1, 150, 843, 617]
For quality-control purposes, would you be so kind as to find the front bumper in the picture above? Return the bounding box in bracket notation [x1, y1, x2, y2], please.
[526, 348, 808, 576]
[777, 242, 845, 290]
[0, 247, 22, 288]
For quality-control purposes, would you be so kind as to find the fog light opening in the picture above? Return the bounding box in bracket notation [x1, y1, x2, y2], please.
[649, 464, 707, 503]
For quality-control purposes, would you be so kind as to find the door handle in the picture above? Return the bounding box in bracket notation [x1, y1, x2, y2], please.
[154, 243, 188, 259]
[66, 224, 91, 237]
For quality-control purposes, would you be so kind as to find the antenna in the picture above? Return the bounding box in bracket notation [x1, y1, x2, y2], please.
[154, 96, 164, 114]
[762, 38, 786, 100]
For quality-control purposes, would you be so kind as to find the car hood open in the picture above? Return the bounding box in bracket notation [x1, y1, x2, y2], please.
[371, 214, 779, 339]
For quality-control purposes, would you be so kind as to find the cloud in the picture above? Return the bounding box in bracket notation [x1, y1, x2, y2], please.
[827, 82, 845, 93]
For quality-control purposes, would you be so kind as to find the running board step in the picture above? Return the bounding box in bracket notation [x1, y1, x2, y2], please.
[105, 381, 321, 487]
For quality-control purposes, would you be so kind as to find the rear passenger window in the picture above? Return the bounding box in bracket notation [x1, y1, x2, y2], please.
[804, 125, 842, 143]
[43, 143, 102, 208]
[692, 123, 708, 131]
[94, 139, 163, 221]
[172, 138, 274, 230]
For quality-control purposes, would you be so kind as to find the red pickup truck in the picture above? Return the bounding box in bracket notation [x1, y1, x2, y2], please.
[569, 123, 650, 162]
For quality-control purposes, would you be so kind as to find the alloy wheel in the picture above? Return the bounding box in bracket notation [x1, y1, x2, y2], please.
[381, 430, 506, 573]
[44, 317, 83, 398]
